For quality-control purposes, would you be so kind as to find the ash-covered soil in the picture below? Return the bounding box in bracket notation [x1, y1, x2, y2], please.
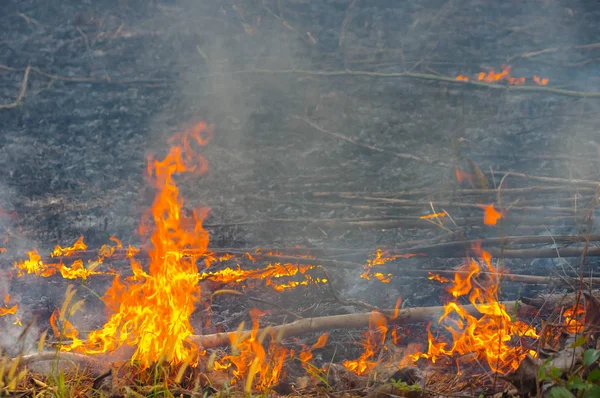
[1, 0, 600, 361]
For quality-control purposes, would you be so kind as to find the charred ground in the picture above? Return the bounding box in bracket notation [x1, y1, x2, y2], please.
[1, 0, 600, 391]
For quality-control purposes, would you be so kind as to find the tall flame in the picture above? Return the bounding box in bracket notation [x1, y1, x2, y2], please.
[62, 122, 213, 367]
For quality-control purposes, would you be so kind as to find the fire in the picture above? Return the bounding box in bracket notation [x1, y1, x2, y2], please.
[60, 121, 214, 368]
[0, 295, 18, 317]
[477, 66, 525, 85]
[480, 204, 502, 226]
[563, 304, 585, 334]
[215, 308, 292, 392]
[360, 249, 416, 281]
[343, 312, 388, 375]
[14, 250, 57, 277]
[455, 66, 548, 86]
[198, 262, 327, 291]
[51, 235, 87, 257]
[420, 211, 447, 220]
[417, 247, 538, 374]
[533, 75, 548, 85]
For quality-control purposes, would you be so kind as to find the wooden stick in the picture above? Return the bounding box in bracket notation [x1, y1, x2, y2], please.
[189, 301, 526, 349]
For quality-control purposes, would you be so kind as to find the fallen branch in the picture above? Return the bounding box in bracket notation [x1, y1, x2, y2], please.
[244, 69, 600, 99]
[189, 301, 527, 349]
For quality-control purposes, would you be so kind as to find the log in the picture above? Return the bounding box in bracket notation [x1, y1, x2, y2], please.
[189, 301, 528, 349]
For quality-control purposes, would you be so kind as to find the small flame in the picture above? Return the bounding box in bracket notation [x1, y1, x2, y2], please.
[456, 75, 470, 81]
[533, 76, 548, 85]
[215, 308, 292, 391]
[51, 236, 87, 257]
[480, 204, 502, 226]
[360, 250, 416, 281]
[198, 262, 326, 291]
[563, 304, 585, 334]
[343, 312, 388, 375]
[476, 66, 525, 85]
[420, 211, 447, 220]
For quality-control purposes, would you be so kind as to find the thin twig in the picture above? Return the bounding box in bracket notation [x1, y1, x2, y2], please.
[0, 65, 30, 110]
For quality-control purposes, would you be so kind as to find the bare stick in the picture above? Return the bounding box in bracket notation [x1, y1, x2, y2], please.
[0, 65, 30, 110]
[189, 302, 526, 349]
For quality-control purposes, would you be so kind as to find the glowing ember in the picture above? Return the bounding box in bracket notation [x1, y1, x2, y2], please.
[61, 121, 213, 368]
[343, 312, 388, 375]
[417, 247, 538, 374]
[456, 75, 469, 81]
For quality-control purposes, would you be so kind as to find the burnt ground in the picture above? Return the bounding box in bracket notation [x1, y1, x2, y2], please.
[1, 0, 600, 383]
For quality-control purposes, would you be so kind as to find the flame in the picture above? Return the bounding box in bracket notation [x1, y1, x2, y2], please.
[14, 250, 57, 277]
[417, 247, 538, 374]
[476, 66, 525, 85]
[429, 273, 450, 283]
[58, 259, 104, 280]
[51, 236, 87, 257]
[533, 76, 548, 85]
[60, 121, 214, 368]
[360, 249, 416, 281]
[299, 332, 329, 376]
[198, 262, 327, 291]
[456, 66, 548, 87]
[215, 308, 292, 391]
[480, 204, 502, 225]
[563, 304, 585, 334]
[343, 312, 388, 375]
[420, 211, 447, 220]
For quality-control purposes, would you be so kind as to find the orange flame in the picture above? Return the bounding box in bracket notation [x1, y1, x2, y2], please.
[476, 66, 525, 85]
[417, 247, 538, 374]
[563, 304, 585, 334]
[360, 249, 416, 281]
[420, 211, 447, 220]
[61, 121, 214, 368]
[215, 308, 292, 391]
[198, 262, 326, 291]
[456, 75, 469, 81]
[533, 76, 548, 86]
[51, 236, 87, 257]
[343, 312, 388, 375]
[480, 204, 503, 225]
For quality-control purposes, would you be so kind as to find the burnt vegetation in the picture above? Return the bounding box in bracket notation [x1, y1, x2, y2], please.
[2, 0, 600, 397]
